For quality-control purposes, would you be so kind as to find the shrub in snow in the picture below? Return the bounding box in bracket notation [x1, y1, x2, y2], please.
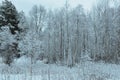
[0, 43, 20, 66]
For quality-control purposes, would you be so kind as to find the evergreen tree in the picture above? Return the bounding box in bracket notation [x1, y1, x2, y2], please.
[0, 0, 20, 34]
[0, 0, 21, 66]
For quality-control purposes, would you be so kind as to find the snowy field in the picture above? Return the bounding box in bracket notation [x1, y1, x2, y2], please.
[0, 56, 120, 80]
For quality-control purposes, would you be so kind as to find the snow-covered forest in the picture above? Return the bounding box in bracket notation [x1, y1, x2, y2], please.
[0, 0, 120, 80]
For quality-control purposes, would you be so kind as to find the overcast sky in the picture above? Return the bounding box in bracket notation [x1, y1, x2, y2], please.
[0, 0, 95, 15]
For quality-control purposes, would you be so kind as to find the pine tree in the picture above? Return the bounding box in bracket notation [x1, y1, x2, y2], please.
[0, 0, 21, 66]
[0, 0, 20, 34]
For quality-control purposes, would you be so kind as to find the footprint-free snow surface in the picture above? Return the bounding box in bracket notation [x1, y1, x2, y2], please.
[0, 56, 120, 80]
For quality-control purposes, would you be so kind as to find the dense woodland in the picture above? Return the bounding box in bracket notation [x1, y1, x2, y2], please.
[0, 0, 120, 67]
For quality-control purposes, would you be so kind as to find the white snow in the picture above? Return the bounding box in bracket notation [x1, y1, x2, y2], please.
[0, 56, 120, 80]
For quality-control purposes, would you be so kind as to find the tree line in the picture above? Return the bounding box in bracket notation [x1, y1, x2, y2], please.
[0, 0, 120, 67]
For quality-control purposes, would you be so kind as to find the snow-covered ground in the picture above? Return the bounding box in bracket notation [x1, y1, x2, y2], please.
[0, 56, 120, 80]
